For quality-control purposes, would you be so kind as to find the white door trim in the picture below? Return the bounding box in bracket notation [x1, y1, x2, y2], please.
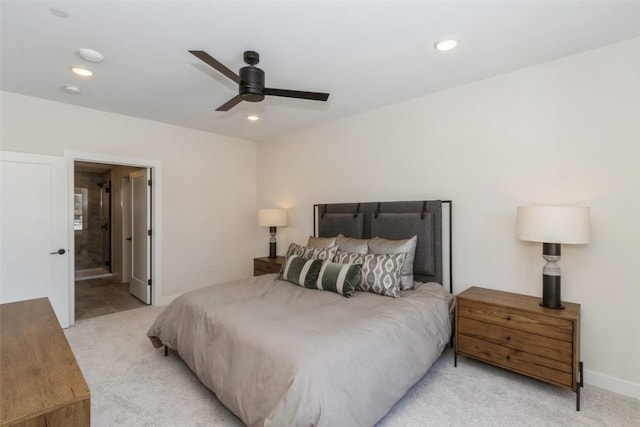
[65, 151, 162, 326]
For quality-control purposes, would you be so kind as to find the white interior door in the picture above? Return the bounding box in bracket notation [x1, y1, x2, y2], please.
[129, 169, 151, 304]
[0, 151, 70, 327]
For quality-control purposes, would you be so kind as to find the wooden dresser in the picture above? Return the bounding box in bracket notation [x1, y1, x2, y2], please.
[455, 286, 582, 410]
[253, 256, 285, 276]
[1, 298, 90, 427]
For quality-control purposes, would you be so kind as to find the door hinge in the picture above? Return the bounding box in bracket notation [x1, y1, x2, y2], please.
[147, 229, 152, 236]
[148, 179, 152, 186]
[147, 279, 152, 286]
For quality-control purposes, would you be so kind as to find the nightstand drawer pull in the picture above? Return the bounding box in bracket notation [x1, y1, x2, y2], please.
[506, 336, 511, 341]
[506, 316, 511, 321]
[506, 355, 511, 360]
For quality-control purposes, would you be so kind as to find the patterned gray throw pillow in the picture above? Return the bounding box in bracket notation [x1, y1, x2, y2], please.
[334, 250, 406, 298]
[284, 242, 337, 260]
[282, 243, 338, 274]
[368, 236, 417, 290]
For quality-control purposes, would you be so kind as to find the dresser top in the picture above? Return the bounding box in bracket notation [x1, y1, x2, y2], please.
[458, 286, 580, 319]
[1, 298, 90, 425]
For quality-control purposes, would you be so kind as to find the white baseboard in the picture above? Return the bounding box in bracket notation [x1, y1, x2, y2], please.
[158, 293, 182, 306]
[585, 369, 640, 400]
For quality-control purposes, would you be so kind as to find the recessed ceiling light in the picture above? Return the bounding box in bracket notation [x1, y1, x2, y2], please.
[78, 48, 104, 63]
[434, 39, 459, 52]
[63, 85, 81, 95]
[247, 115, 260, 121]
[50, 8, 69, 18]
[70, 66, 93, 77]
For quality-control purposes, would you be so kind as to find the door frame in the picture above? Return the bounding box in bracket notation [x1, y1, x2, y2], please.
[66, 151, 162, 326]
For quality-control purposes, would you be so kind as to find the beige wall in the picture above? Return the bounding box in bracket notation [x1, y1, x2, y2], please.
[1, 92, 258, 299]
[256, 38, 640, 396]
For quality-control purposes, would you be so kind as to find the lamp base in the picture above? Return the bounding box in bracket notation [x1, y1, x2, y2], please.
[268, 226, 277, 258]
[539, 302, 565, 309]
[540, 273, 565, 309]
[269, 241, 277, 259]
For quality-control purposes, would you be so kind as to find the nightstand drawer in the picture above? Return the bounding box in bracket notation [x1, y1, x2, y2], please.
[457, 317, 572, 364]
[458, 298, 573, 342]
[457, 335, 573, 387]
[253, 257, 285, 276]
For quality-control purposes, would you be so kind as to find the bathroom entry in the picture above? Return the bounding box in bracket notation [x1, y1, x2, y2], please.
[74, 163, 112, 279]
[74, 161, 149, 320]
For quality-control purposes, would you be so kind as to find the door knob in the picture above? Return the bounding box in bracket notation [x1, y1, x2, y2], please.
[126, 237, 132, 241]
[50, 249, 66, 255]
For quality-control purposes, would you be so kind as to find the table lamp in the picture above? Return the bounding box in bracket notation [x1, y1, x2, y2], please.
[258, 209, 287, 258]
[516, 206, 590, 309]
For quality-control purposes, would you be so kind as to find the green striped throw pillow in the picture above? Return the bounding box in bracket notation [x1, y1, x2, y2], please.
[316, 261, 362, 297]
[281, 255, 323, 288]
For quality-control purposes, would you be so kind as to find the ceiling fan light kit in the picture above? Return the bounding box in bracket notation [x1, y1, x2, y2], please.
[189, 49, 330, 111]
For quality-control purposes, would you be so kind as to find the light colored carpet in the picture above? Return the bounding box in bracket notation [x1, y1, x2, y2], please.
[65, 306, 640, 426]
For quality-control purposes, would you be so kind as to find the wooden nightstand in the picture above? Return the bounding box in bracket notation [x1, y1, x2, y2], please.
[455, 286, 583, 410]
[253, 256, 286, 276]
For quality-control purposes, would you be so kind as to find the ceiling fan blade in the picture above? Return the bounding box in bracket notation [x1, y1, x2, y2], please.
[265, 88, 329, 102]
[189, 50, 240, 84]
[215, 95, 243, 111]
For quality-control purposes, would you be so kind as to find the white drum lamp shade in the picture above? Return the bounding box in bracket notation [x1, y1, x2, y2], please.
[516, 206, 590, 309]
[258, 209, 287, 258]
[258, 209, 287, 228]
[516, 206, 590, 244]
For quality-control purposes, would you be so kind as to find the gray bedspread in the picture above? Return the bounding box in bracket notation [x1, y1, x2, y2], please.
[147, 274, 453, 427]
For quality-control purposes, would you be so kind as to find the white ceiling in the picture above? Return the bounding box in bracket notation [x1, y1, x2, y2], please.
[2, 1, 640, 142]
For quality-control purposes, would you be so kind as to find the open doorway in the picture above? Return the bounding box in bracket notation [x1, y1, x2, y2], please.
[73, 161, 149, 320]
[74, 162, 112, 280]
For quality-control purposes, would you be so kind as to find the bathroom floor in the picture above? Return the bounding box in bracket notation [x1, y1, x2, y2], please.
[75, 277, 146, 321]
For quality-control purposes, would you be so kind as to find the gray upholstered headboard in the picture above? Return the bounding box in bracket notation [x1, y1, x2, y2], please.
[314, 200, 452, 292]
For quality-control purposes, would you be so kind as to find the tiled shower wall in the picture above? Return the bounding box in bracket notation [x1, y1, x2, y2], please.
[74, 170, 111, 271]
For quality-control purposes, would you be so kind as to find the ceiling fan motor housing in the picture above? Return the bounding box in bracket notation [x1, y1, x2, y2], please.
[239, 66, 265, 102]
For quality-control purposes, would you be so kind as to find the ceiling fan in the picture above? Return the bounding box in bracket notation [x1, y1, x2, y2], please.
[189, 50, 330, 111]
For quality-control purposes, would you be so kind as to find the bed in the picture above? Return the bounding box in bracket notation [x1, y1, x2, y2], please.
[148, 200, 453, 426]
